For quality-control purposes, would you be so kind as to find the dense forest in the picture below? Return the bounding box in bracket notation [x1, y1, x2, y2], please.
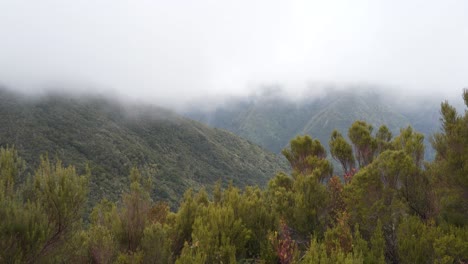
[1, 91, 467, 264]
[0, 88, 287, 208]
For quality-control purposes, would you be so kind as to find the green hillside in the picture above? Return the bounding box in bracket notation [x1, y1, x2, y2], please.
[187, 90, 437, 159]
[189, 96, 321, 153]
[0, 89, 287, 206]
[300, 91, 410, 147]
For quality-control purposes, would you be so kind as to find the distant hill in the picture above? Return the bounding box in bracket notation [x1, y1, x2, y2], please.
[186, 89, 439, 160]
[0, 88, 288, 207]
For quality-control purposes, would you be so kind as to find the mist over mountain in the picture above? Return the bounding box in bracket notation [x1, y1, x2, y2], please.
[186, 87, 441, 161]
[2, 1, 467, 108]
[0, 88, 287, 207]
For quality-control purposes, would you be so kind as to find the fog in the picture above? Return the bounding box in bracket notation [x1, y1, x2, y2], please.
[1, 0, 467, 109]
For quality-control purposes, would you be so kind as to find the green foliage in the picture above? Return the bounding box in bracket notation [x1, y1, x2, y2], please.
[222, 186, 278, 260]
[432, 224, 468, 263]
[301, 238, 364, 264]
[348, 121, 376, 167]
[173, 185, 278, 263]
[267, 172, 295, 220]
[175, 242, 207, 264]
[302, 239, 328, 264]
[0, 196, 49, 263]
[367, 220, 385, 264]
[397, 216, 468, 264]
[141, 222, 172, 264]
[327, 176, 346, 224]
[344, 150, 415, 263]
[397, 216, 436, 264]
[329, 130, 355, 175]
[351, 224, 368, 261]
[282, 135, 332, 181]
[191, 203, 249, 263]
[324, 212, 353, 254]
[292, 174, 328, 236]
[0, 147, 41, 262]
[375, 125, 393, 154]
[115, 251, 144, 264]
[86, 225, 118, 264]
[120, 167, 152, 252]
[86, 199, 121, 263]
[273, 135, 333, 237]
[0, 148, 89, 263]
[90, 198, 121, 235]
[393, 126, 425, 167]
[430, 89, 468, 226]
[33, 156, 89, 258]
[267, 171, 328, 238]
[0, 146, 25, 196]
[82, 168, 174, 263]
[172, 189, 205, 256]
[388, 128, 434, 220]
[345, 151, 396, 235]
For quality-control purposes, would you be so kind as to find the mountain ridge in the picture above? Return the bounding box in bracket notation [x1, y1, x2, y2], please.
[186, 89, 438, 160]
[0, 88, 288, 207]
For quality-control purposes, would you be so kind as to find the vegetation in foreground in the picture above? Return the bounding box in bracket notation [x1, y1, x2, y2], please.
[1, 91, 468, 263]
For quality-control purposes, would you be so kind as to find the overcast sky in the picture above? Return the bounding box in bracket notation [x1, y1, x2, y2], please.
[1, 0, 467, 107]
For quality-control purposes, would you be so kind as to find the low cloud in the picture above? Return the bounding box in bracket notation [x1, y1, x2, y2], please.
[0, 0, 467, 109]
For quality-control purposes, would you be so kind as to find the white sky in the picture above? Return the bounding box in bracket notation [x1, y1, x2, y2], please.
[0, 0, 467, 107]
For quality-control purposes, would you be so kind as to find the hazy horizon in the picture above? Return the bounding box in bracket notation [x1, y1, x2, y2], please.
[1, 0, 467, 109]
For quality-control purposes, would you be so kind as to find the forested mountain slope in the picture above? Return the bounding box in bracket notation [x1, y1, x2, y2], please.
[0, 88, 287, 206]
[187, 89, 438, 159]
